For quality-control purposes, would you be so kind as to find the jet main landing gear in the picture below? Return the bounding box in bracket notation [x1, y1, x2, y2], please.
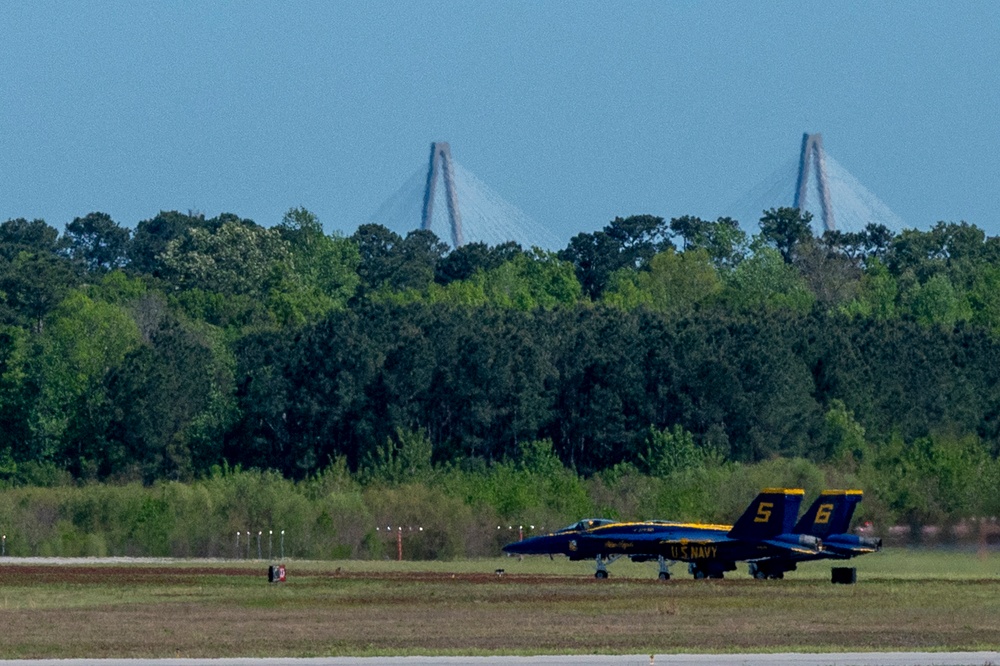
[658, 556, 671, 580]
[594, 555, 622, 579]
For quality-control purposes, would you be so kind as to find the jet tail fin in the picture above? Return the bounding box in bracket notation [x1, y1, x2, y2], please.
[794, 490, 863, 538]
[727, 488, 804, 540]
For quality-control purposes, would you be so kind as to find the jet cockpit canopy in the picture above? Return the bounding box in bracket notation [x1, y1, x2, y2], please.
[554, 518, 616, 534]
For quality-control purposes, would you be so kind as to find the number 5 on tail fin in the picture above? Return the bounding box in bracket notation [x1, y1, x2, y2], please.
[727, 488, 805, 540]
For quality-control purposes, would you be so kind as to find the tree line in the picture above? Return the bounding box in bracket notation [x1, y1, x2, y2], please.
[1, 206, 1000, 521]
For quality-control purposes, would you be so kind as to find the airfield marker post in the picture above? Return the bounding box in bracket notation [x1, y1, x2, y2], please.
[257, 531, 262, 559]
[1, 534, 5, 556]
[246, 528, 251, 559]
[280, 530, 285, 559]
[269, 530, 273, 560]
[236, 531, 240, 559]
[378, 525, 423, 561]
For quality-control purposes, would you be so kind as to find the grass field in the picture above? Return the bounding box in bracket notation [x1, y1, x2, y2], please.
[0, 549, 998, 658]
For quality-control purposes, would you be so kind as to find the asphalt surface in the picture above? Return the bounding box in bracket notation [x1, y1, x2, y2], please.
[1, 654, 998, 666]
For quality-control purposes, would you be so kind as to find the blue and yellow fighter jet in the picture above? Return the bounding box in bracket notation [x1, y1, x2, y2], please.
[746, 489, 882, 579]
[503, 488, 822, 580]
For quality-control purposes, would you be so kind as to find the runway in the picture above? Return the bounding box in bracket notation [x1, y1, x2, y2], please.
[2, 654, 999, 666]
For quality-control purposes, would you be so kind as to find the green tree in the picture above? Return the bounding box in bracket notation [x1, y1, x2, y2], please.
[559, 215, 672, 299]
[759, 207, 814, 263]
[902, 273, 970, 328]
[160, 219, 292, 296]
[968, 264, 1000, 334]
[820, 399, 869, 464]
[128, 211, 210, 278]
[0, 252, 79, 332]
[841, 260, 898, 320]
[361, 427, 434, 485]
[886, 222, 999, 290]
[276, 207, 360, 306]
[0, 326, 31, 477]
[870, 432, 992, 524]
[558, 230, 622, 299]
[545, 307, 647, 471]
[600, 269, 648, 310]
[0, 216, 75, 330]
[28, 290, 143, 469]
[0, 218, 62, 260]
[794, 242, 862, 307]
[649, 309, 822, 462]
[476, 249, 582, 310]
[103, 317, 233, 482]
[669, 216, 747, 269]
[435, 241, 523, 285]
[861, 223, 896, 263]
[603, 248, 722, 314]
[723, 247, 814, 313]
[352, 225, 448, 295]
[638, 425, 704, 477]
[63, 212, 130, 273]
[407, 250, 582, 311]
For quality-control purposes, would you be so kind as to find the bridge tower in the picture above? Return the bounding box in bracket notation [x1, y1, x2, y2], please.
[421, 142, 464, 247]
[794, 133, 835, 232]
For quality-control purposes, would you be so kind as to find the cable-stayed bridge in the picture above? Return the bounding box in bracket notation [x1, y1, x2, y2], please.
[725, 133, 905, 236]
[371, 136, 906, 252]
[368, 142, 563, 251]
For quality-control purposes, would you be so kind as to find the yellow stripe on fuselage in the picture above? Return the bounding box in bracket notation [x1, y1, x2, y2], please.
[819, 489, 864, 496]
[565, 488, 810, 535]
[589, 520, 734, 531]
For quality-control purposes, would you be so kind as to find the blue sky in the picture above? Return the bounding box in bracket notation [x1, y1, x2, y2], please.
[2, 1, 998, 245]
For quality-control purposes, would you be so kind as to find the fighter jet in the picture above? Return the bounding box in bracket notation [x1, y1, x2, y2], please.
[503, 488, 822, 580]
[746, 489, 882, 579]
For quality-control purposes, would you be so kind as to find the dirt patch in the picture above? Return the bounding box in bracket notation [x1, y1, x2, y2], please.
[0, 565, 257, 585]
[303, 565, 719, 585]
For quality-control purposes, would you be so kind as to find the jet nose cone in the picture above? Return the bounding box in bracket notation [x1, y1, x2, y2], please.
[504, 534, 550, 555]
[503, 540, 527, 554]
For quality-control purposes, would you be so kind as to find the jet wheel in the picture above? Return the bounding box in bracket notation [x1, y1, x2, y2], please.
[693, 570, 706, 580]
[595, 570, 609, 579]
[658, 571, 670, 581]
